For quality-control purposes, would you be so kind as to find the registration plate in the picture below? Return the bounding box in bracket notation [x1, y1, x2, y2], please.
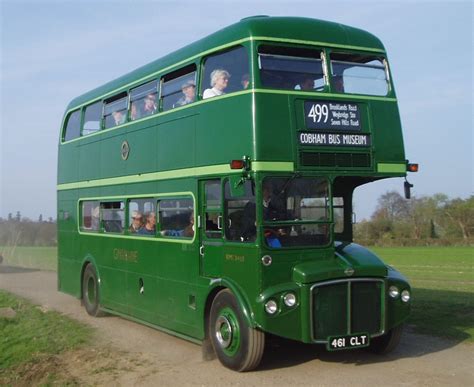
[327, 333, 370, 351]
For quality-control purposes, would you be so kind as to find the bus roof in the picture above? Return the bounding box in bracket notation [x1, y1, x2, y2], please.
[66, 16, 385, 110]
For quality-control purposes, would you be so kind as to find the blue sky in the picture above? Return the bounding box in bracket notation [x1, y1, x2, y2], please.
[0, 0, 472, 220]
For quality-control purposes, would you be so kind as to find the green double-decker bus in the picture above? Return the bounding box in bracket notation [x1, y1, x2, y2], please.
[58, 16, 415, 371]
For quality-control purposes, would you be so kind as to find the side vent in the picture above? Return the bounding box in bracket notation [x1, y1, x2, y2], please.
[300, 152, 371, 168]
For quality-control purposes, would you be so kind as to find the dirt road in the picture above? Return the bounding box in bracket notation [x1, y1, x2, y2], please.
[1, 266, 473, 386]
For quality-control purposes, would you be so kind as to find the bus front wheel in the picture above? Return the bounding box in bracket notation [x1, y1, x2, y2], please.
[368, 324, 404, 354]
[209, 289, 265, 371]
[82, 263, 103, 317]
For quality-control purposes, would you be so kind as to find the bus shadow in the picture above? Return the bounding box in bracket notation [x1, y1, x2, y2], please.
[259, 329, 465, 370]
[0, 265, 40, 274]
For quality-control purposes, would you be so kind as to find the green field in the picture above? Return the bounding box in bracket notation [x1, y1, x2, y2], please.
[371, 246, 473, 342]
[1, 245, 473, 342]
[0, 246, 57, 271]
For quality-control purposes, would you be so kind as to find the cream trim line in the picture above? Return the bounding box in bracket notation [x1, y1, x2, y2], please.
[57, 161, 295, 191]
[61, 88, 396, 145]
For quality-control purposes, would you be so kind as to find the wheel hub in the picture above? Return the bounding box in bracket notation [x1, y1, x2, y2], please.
[215, 315, 233, 349]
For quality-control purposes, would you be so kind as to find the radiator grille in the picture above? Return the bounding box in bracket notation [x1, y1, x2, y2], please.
[300, 152, 371, 168]
[312, 279, 383, 341]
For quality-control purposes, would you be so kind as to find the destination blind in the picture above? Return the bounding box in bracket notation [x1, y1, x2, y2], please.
[299, 132, 371, 147]
[305, 101, 361, 131]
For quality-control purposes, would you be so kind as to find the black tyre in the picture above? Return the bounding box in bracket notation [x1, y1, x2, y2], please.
[82, 263, 103, 317]
[209, 289, 265, 372]
[368, 324, 404, 354]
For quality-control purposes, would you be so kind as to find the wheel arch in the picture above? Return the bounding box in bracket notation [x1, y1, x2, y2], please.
[204, 278, 257, 337]
[80, 254, 100, 298]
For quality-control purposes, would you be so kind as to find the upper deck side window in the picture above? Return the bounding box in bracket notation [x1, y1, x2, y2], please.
[104, 92, 128, 129]
[63, 110, 81, 142]
[130, 80, 158, 121]
[82, 101, 103, 136]
[201, 46, 249, 100]
[161, 64, 197, 111]
[330, 53, 389, 96]
[258, 45, 326, 91]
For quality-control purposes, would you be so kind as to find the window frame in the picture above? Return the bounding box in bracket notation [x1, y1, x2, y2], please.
[256, 42, 328, 92]
[200, 44, 250, 99]
[62, 109, 82, 142]
[81, 100, 104, 137]
[328, 51, 391, 96]
[103, 92, 129, 129]
[160, 64, 197, 112]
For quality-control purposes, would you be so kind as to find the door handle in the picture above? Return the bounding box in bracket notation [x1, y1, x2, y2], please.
[199, 245, 204, 256]
[217, 215, 223, 230]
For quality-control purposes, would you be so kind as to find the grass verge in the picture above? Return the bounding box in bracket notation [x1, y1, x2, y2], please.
[0, 290, 91, 385]
[371, 246, 474, 342]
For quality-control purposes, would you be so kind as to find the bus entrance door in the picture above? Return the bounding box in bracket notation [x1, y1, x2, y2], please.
[199, 179, 224, 278]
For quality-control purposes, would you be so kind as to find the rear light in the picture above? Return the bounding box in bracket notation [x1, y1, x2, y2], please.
[230, 159, 245, 169]
[407, 163, 419, 172]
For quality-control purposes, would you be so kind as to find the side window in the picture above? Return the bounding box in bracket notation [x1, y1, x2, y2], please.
[82, 101, 103, 136]
[161, 65, 197, 111]
[104, 93, 128, 129]
[63, 110, 81, 141]
[129, 80, 158, 121]
[201, 46, 249, 100]
[333, 197, 344, 233]
[204, 180, 222, 238]
[101, 202, 125, 233]
[159, 198, 194, 238]
[128, 198, 155, 235]
[82, 201, 100, 232]
[224, 180, 256, 242]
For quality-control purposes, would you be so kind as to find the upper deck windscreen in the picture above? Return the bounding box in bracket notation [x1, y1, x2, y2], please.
[258, 45, 325, 91]
[330, 53, 389, 96]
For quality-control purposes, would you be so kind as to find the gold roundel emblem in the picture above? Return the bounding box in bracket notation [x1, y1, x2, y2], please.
[121, 141, 130, 160]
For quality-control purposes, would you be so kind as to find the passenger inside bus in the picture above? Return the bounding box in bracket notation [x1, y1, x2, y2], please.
[174, 80, 196, 107]
[241, 73, 249, 89]
[141, 94, 157, 116]
[129, 211, 144, 233]
[299, 75, 314, 91]
[203, 69, 230, 99]
[138, 211, 156, 235]
[333, 75, 344, 92]
[130, 102, 140, 120]
[161, 213, 194, 238]
[112, 110, 126, 126]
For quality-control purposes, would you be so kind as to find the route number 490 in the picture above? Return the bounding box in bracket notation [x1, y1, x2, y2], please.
[308, 104, 329, 123]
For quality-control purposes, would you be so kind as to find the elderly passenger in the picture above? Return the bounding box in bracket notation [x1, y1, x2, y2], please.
[203, 69, 230, 99]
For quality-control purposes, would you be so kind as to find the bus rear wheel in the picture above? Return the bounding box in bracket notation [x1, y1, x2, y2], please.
[209, 289, 265, 372]
[82, 263, 103, 317]
[368, 324, 404, 354]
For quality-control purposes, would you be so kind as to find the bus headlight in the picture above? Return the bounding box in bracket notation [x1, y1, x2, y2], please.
[389, 286, 399, 298]
[401, 290, 411, 302]
[283, 293, 296, 307]
[265, 300, 278, 314]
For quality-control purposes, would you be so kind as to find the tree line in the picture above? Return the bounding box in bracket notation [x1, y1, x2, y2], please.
[354, 192, 473, 246]
[0, 213, 56, 247]
[1, 194, 473, 248]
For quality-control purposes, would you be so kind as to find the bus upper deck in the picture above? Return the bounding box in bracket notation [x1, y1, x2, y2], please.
[58, 16, 407, 189]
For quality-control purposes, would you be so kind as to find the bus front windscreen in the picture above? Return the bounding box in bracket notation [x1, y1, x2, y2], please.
[262, 177, 330, 248]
